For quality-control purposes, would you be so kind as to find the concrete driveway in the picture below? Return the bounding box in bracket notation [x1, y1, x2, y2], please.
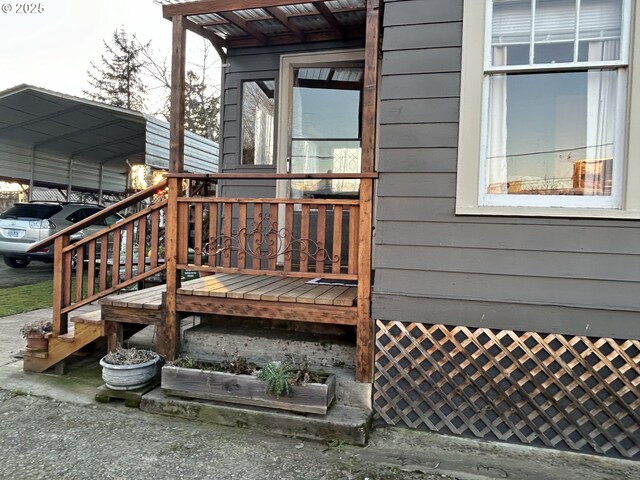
[0, 255, 53, 288]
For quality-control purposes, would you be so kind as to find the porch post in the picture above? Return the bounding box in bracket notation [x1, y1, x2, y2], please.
[162, 14, 187, 359]
[356, 0, 380, 383]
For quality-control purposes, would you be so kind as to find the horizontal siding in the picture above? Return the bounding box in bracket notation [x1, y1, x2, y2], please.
[377, 148, 458, 173]
[381, 48, 461, 75]
[380, 98, 460, 124]
[374, 270, 640, 312]
[372, 294, 640, 339]
[376, 221, 640, 255]
[382, 0, 463, 27]
[376, 197, 640, 226]
[382, 23, 463, 51]
[374, 245, 640, 282]
[379, 123, 459, 148]
[380, 73, 461, 99]
[377, 172, 456, 198]
[373, 0, 640, 338]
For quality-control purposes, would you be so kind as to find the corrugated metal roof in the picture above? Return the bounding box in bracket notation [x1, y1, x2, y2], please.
[158, 0, 367, 45]
[0, 85, 218, 194]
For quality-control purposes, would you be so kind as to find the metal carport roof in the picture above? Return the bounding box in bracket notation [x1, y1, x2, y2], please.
[0, 84, 219, 199]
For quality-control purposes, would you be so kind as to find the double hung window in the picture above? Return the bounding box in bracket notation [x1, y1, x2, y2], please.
[457, 0, 639, 216]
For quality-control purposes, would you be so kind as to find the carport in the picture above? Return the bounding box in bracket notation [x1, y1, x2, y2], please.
[0, 84, 219, 202]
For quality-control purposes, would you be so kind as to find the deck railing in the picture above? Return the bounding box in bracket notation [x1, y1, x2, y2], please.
[27, 181, 169, 336]
[30, 172, 376, 381]
[175, 197, 360, 280]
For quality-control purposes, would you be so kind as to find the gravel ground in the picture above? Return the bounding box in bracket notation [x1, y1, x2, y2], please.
[0, 391, 457, 480]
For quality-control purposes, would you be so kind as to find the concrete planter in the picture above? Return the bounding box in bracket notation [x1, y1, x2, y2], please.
[161, 365, 336, 415]
[100, 353, 161, 391]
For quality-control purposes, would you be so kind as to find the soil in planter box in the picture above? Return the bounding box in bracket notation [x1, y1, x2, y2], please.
[171, 357, 257, 375]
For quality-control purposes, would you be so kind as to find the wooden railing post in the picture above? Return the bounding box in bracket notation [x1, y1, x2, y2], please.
[354, 0, 380, 383]
[52, 235, 70, 336]
[162, 176, 182, 359]
[356, 178, 374, 383]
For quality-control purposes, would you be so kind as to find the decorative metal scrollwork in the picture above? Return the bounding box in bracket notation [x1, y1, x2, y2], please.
[205, 212, 339, 267]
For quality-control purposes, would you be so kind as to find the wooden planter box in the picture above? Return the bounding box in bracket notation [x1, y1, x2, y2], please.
[161, 365, 336, 415]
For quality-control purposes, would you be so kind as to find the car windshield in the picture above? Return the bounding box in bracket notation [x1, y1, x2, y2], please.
[0, 204, 63, 220]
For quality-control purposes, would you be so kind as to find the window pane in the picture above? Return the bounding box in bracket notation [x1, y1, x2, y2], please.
[533, 0, 575, 63]
[485, 70, 617, 196]
[492, 0, 624, 66]
[579, 0, 623, 50]
[291, 67, 362, 140]
[289, 66, 363, 198]
[241, 80, 275, 165]
[492, 0, 531, 66]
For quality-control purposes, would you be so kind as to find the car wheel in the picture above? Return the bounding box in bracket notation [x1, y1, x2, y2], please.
[3, 257, 31, 268]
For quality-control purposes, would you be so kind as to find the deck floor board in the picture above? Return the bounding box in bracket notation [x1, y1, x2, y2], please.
[102, 274, 357, 309]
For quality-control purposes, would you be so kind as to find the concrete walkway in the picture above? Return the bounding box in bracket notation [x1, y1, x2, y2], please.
[0, 308, 638, 480]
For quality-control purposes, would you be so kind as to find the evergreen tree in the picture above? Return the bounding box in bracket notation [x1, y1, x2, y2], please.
[84, 29, 149, 111]
[185, 69, 220, 141]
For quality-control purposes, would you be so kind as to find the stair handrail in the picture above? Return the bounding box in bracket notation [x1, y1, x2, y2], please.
[44, 179, 169, 337]
[27, 179, 168, 254]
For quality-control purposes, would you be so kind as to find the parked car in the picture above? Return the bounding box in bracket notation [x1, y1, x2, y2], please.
[0, 202, 122, 268]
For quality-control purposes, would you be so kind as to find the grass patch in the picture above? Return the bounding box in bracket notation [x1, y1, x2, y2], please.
[0, 280, 54, 317]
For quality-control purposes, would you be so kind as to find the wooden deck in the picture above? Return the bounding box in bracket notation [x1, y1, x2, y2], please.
[177, 274, 357, 306]
[98, 273, 359, 337]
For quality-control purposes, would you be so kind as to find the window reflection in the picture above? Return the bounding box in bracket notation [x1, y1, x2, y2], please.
[289, 65, 363, 198]
[241, 80, 275, 165]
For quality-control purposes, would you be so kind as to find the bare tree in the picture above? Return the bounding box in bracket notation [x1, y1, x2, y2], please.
[138, 38, 220, 141]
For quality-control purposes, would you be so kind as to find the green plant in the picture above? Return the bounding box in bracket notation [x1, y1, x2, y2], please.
[102, 347, 157, 366]
[19, 320, 52, 338]
[257, 361, 294, 398]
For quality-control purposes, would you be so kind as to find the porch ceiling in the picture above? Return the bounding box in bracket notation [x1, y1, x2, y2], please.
[160, 0, 367, 49]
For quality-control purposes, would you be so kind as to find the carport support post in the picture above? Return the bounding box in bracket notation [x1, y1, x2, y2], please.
[161, 14, 186, 360]
[28, 147, 36, 201]
[98, 164, 104, 204]
[67, 157, 74, 201]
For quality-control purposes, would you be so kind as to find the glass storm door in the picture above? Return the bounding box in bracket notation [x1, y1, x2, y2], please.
[277, 52, 365, 199]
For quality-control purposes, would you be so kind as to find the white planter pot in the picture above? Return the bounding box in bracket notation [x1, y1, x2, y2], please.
[100, 353, 160, 391]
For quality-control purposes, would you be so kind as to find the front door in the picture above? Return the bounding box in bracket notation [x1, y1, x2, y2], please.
[276, 50, 365, 199]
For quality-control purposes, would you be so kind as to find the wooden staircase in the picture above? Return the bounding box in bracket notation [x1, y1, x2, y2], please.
[22, 311, 105, 373]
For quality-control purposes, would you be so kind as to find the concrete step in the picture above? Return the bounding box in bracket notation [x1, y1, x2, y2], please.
[140, 387, 372, 446]
[180, 322, 371, 410]
[182, 322, 355, 370]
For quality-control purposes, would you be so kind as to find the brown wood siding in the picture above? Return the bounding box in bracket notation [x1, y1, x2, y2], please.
[373, 0, 640, 340]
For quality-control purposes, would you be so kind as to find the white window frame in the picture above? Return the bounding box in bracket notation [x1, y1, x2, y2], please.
[456, 0, 640, 218]
[275, 49, 365, 200]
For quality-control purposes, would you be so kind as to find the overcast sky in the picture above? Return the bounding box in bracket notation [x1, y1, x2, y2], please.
[0, 0, 220, 104]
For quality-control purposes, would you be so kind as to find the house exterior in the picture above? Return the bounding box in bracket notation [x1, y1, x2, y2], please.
[163, 0, 639, 460]
[30, 0, 638, 462]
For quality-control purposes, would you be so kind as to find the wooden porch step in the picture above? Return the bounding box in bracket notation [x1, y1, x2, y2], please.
[70, 309, 103, 325]
[57, 331, 76, 343]
[23, 322, 105, 373]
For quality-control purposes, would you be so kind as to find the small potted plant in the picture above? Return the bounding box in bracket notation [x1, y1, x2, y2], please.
[100, 347, 161, 391]
[20, 320, 52, 351]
